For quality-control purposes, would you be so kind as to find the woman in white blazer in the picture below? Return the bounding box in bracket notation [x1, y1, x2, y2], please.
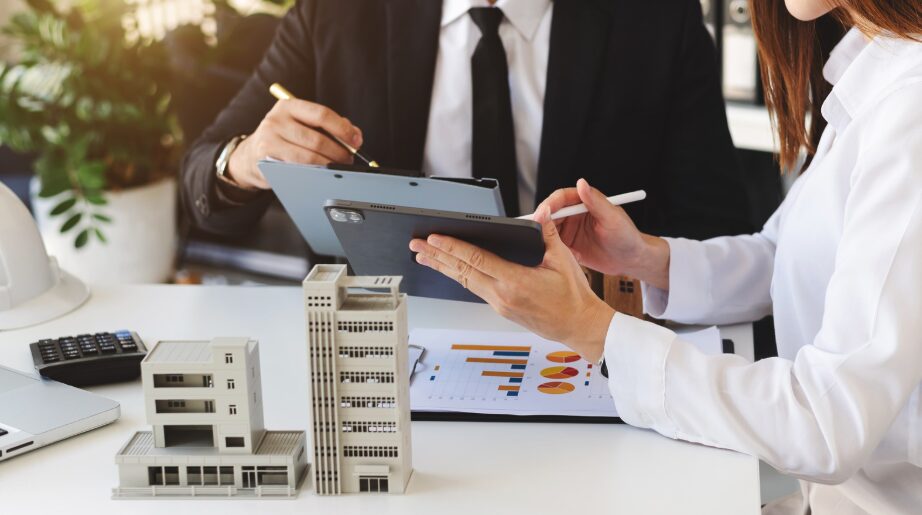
[410, 0, 922, 513]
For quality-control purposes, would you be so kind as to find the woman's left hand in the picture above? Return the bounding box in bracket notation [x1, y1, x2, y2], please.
[409, 207, 615, 362]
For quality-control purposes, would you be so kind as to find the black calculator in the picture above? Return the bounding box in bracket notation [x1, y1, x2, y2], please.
[29, 331, 148, 387]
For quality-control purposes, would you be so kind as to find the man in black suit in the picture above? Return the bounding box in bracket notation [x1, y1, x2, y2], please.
[182, 0, 753, 247]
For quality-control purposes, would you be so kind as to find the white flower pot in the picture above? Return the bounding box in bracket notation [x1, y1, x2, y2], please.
[31, 177, 178, 285]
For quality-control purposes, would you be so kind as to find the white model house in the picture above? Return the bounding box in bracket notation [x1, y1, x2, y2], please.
[113, 337, 308, 498]
[304, 264, 413, 494]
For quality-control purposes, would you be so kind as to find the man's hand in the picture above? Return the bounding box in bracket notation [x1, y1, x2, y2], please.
[409, 207, 615, 363]
[540, 179, 671, 291]
[226, 99, 363, 190]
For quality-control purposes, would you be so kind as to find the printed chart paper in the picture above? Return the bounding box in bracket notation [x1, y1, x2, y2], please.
[409, 326, 723, 418]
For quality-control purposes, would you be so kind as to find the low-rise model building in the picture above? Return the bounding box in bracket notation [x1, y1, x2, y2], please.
[113, 337, 307, 498]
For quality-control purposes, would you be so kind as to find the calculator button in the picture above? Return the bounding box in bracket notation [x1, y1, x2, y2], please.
[100, 345, 117, 353]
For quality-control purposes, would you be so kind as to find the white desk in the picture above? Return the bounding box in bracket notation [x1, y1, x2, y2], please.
[0, 285, 760, 514]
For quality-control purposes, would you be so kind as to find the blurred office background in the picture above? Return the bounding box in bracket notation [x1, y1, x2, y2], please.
[0, 0, 787, 290]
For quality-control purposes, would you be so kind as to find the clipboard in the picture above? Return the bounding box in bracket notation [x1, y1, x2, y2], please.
[260, 161, 505, 257]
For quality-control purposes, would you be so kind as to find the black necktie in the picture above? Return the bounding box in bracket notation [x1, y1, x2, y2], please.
[469, 7, 520, 216]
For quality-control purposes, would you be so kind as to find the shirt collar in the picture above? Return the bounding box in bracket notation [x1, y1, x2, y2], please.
[820, 27, 922, 133]
[441, 0, 553, 41]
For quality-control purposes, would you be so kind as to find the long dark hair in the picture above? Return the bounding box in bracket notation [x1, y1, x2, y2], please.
[751, 1, 922, 172]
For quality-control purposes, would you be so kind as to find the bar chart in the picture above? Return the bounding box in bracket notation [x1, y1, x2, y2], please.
[410, 327, 723, 418]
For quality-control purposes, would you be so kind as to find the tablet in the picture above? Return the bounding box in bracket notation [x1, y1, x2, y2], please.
[260, 161, 505, 257]
[324, 200, 545, 303]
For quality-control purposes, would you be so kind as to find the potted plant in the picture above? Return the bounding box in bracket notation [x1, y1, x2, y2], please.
[0, 0, 181, 284]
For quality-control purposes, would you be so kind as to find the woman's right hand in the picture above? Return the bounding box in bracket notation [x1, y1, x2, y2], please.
[537, 179, 671, 290]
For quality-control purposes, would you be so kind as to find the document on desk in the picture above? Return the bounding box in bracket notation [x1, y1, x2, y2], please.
[409, 326, 723, 418]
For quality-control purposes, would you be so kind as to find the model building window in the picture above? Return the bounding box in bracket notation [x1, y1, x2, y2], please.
[147, 466, 179, 486]
[256, 466, 289, 486]
[618, 279, 635, 294]
[219, 466, 234, 485]
[339, 346, 395, 358]
[229, 404, 237, 415]
[340, 371, 395, 384]
[226, 378, 235, 389]
[187, 466, 202, 484]
[343, 445, 399, 458]
[226, 436, 245, 447]
[359, 476, 389, 493]
[204, 400, 215, 413]
[202, 466, 218, 485]
[339, 396, 396, 408]
[225, 353, 233, 364]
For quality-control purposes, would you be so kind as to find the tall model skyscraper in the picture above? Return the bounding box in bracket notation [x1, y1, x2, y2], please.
[303, 264, 412, 495]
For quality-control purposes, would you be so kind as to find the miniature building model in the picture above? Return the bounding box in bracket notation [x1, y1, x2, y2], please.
[113, 337, 308, 498]
[304, 264, 413, 494]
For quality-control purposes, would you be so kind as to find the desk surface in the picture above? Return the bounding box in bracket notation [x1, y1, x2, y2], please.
[0, 285, 760, 514]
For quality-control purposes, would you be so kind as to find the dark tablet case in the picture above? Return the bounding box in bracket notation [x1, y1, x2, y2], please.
[325, 200, 546, 303]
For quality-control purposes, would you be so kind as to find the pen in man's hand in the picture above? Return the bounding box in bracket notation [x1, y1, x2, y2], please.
[269, 83, 380, 168]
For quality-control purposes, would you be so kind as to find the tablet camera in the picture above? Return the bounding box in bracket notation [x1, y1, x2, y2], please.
[330, 208, 364, 223]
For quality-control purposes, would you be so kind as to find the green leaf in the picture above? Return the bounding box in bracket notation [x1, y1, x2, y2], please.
[76, 161, 106, 190]
[93, 227, 107, 244]
[50, 196, 76, 215]
[91, 212, 111, 223]
[86, 193, 107, 205]
[60, 212, 82, 233]
[75, 228, 90, 249]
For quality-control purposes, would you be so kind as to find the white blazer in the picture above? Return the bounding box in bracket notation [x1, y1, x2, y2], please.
[603, 28, 922, 514]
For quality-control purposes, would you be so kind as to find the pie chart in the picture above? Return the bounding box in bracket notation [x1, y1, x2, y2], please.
[546, 351, 581, 364]
[537, 381, 576, 395]
[540, 366, 579, 379]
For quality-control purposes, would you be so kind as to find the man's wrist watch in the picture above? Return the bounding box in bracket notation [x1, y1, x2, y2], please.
[215, 134, 247, 185]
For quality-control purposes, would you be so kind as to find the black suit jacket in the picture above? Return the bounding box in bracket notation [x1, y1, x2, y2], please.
[182, 0, 753, 247]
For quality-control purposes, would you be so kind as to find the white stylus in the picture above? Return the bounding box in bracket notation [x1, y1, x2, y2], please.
[517, 190, 647, 221]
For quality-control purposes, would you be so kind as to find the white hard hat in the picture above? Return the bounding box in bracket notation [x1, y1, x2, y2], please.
[0, 181, 89, 330]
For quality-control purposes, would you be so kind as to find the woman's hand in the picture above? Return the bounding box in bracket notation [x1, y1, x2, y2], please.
[541, 179, 670, 291]
[409, 208, 615, 362]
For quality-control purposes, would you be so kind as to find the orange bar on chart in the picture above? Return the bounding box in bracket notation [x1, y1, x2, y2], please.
[481, 371, 524, 378]
[452, 344, 532, 352]
[466, 357, 528, 365]
[498, 385, 521, 392]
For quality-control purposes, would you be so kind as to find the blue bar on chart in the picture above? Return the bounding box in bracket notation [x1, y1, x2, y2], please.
[509, 377, 523, 383]
[493, 351, 530, 357]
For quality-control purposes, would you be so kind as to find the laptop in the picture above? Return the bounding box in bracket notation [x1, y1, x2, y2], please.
[0, 365, 119, 461]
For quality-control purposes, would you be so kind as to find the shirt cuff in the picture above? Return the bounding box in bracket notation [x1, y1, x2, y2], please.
[642, 237, 712, 322]
[603, 312, 678, 435]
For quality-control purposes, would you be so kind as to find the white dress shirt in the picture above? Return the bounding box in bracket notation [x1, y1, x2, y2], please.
[422, 0, 553, 214]
[604, 29, 922, 514]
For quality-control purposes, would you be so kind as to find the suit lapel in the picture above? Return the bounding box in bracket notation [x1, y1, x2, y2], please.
[385, 0, 442, 170]
[537, 0, 613, 197]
